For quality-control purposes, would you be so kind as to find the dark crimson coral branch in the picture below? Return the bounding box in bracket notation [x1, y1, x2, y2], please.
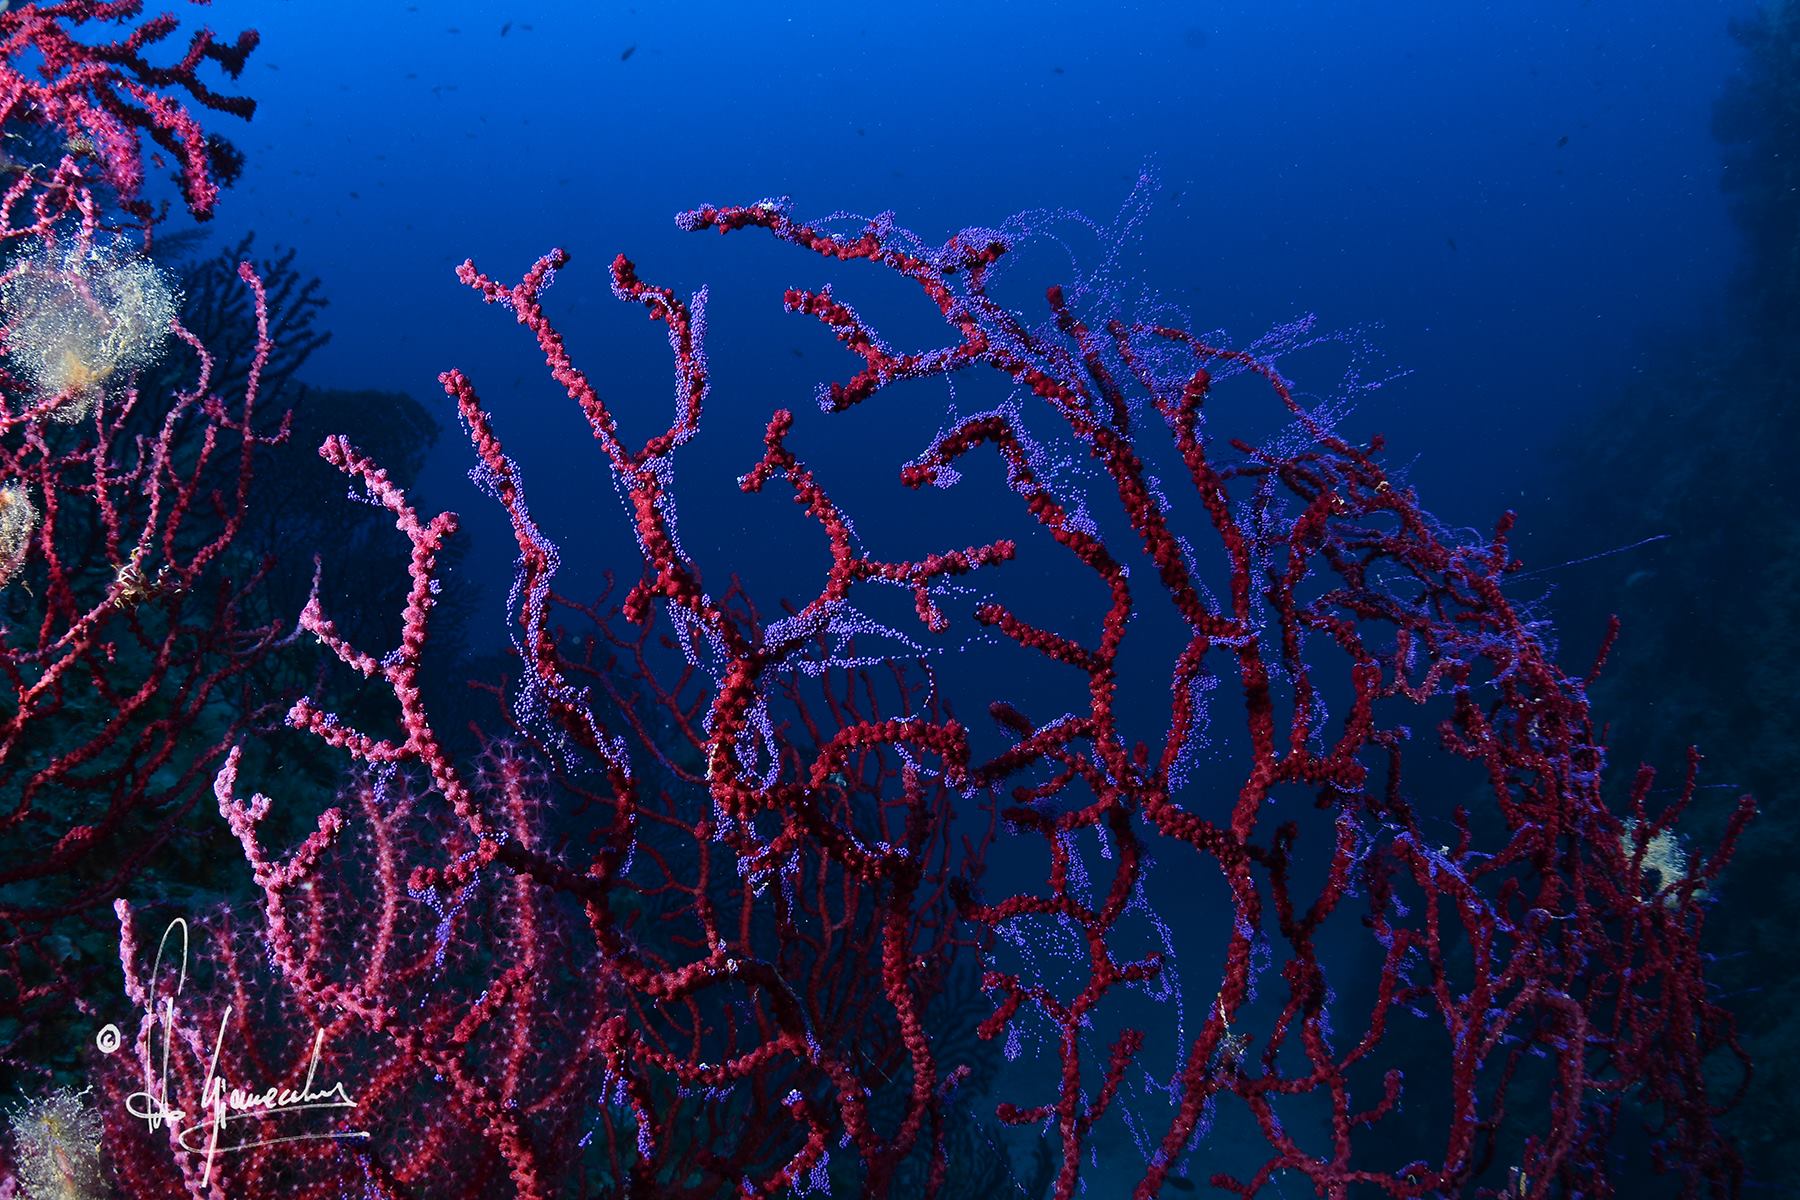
[0, 0, 268, 1108]
[51, 117, 1746, 1199]
[667, 189, 1755, 1199]
[0, 0, 257, 227]
[175, 187, 1750, 1197]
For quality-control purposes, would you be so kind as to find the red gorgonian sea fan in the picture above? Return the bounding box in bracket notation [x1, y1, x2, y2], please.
[0, 0, 256, 227]
[0, 0, 271, 1096]
[98, 179, 1753, 1198]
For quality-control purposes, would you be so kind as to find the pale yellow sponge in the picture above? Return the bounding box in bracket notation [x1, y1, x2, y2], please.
[1621, 818, 1704, 909]
[5, 1086, 104, 1200]
[0, 481, 34, 590]
[0, 237, 180, 423]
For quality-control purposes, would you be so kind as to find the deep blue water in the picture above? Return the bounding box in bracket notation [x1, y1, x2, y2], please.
[195, 0, 1743, 632]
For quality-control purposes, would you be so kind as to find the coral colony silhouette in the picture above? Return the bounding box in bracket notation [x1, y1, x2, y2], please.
[0, 3, 1756, 1199]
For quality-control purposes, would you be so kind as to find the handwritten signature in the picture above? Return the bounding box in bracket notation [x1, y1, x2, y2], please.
[101, 917, 367, 1184]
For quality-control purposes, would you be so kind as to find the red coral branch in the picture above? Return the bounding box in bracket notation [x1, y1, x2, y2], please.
[86, 172, 1751, 1199]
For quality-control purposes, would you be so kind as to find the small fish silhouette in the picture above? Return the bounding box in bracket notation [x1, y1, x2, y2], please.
[621, 45, 637, 61]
